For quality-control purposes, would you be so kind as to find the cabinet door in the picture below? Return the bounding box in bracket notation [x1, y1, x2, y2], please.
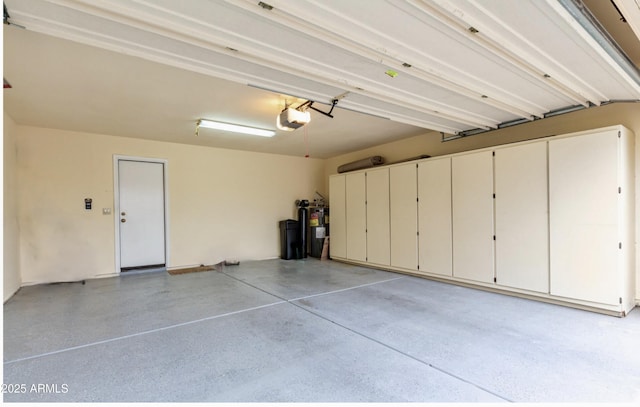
[549, 131, 619, 305]
[390, 164, 418, 270]
[366, 168, 390, 266]
[452, 151, 494, 283]
[345, 172, 367, 262]
[329, 175, 346, 259]
[418, 158, 452, 276]
[494, 142, 549, 293]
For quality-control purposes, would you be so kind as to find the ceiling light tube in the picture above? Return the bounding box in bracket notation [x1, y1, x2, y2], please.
[197, 119, 275, 137]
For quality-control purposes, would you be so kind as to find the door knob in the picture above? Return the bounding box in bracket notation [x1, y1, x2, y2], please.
[121, 212, 126, 216]
[121, 219, 126, 223]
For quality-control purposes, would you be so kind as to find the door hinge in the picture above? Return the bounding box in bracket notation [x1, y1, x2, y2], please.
[618, 187, 622, 194]
[494, 277, 497, 283]
[619, 242, 622, 249]
[493, 193, 496, 199]
[620, 297, 623, 304]
[417, 264, 420, 270]
[492, 151, 495, 156]
[618, 131, 621, 138]
[493, 235, 496, 241]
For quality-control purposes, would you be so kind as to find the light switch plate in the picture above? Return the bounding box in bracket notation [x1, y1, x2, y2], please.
[102, 208, 112, 215]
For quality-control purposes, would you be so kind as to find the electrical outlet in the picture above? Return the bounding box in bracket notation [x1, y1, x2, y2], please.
[102, 208, 112, 215]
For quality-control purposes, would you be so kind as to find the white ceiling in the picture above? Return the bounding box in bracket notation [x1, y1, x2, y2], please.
[4, 0, 640, 159]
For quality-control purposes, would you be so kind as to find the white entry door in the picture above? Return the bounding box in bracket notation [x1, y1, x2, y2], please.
[117, 159, 166, 269]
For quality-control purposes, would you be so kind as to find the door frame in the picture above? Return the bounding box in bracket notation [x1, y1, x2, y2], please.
[113, 155, 170, 274]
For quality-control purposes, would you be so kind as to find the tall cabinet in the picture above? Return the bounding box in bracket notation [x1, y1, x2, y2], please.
[418, 157, 452, 276]
[329, 175, 346, 259]
[329, 125, 635, 315]
[329, 168, 390, 265]
[494, 142, 549, 293]
[390, 164, 418, 271]
[345, 172, 366, 262]
[451, 151, 494, 284]
[366, 168, 390, 266]
[549, 128, 635, 309]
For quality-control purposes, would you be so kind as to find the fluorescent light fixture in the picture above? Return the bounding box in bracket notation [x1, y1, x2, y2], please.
[197, 119, 275, 137]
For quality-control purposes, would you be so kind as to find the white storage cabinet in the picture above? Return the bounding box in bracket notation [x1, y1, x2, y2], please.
[366, 168, 391, 266]
[494, 142, 549, 293]
[345, 172, 367, 262]
[390, 163, 418, 271]
[451, 151, 495, 284]
[418, 157, 453, 276]
[329, 125, 635, 315]
[549, 128, 635, 311]
[328, 174, 346, 259]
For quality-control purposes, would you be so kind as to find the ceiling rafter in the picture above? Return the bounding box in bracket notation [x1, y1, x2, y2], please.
[551, 0, 640, 94]
[337, 98, 463, 135]
[51, 0, 499, 131]
[613, 0, 640, 41]
[33, 0, 484, 132]
[129, 0, 503, 130]
[11, 3, 343, 103]
[434, 0, 608, 104]
[412, 0, 594, 108]
[5, 0, 639, 140]
[233, 0, 541, 121]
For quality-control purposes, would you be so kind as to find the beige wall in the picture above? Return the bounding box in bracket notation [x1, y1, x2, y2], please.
[4, 113, 22, 300]
[325, 102, 640, 302]
[16, 125, 325, 285]
[325, 103, 640, 179]
[7, 102, 640, 302]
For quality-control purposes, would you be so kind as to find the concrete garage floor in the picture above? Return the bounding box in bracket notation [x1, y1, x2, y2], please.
[3, 259, 640, 403]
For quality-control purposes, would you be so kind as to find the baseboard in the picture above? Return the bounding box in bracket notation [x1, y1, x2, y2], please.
[331, 257, 628, 317]
[3, 286, 22, 304]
